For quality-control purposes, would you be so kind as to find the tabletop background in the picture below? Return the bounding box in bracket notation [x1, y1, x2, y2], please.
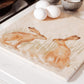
[0, 1, 84, 84]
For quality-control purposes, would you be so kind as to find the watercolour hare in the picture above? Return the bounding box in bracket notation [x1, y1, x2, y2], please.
[0, 27, 47, 49]
[44, 35, 80, 69]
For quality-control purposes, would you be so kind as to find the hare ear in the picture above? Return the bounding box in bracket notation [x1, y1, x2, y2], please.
[64, 35, 80, 41]
[28, 27, 40, 35]
[53, 39, 63, 41]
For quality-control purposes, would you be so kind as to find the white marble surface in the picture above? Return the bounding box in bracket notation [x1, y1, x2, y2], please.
[0, 70, 23, 84]
[0, 43, 84, 84]
[0, 2, 84, 84]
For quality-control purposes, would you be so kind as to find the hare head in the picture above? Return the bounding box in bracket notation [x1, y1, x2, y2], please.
[28, 27, 47, 40]
[53, 35, 80, 46]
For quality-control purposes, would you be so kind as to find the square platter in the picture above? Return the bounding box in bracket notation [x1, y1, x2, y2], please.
[0, 4, 84, 81]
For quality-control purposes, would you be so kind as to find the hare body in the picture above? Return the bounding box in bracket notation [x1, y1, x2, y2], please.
[1, 27, 47, 49]
[44, 35, 80, 69]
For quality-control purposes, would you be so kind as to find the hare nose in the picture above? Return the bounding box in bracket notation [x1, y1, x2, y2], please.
[43, 36, 47, 40]
[42, 35, 47, 40]
[45, 37, 47, 40]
